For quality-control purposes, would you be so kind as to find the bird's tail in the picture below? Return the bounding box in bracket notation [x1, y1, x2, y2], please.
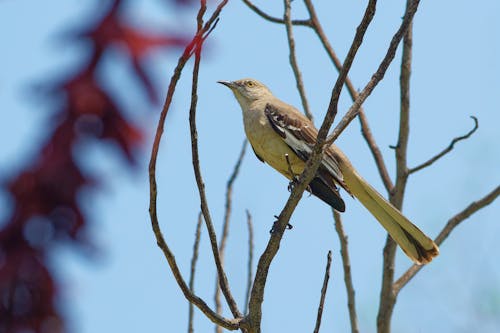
[341, 165, 439, 265]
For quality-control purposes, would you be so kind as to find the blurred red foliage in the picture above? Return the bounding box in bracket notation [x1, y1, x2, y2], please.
[0, 1, 190, 332]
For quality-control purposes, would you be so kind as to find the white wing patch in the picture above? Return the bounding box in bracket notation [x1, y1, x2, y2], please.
[264, 104, 344, 184]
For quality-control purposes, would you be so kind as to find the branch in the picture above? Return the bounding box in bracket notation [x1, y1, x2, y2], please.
[148, 0, 241, 329]
[245, 1, 378, 330]
[284, 0, 313, 121]
[393, 185, 500, 294]
[377, 3, 415, 331]
[188, 212, 203, 333]
[244, 210, 254, 315]
[189, 17, 242, 322]
[215, 140, 248, 331]
[333, 211, 360, 333]
[313, 251, 333, 333]
[303, 0, 393, 193]
[242, 0, 311, 26]
[325, 0, 421, 145]
[408, 116, 478, 174]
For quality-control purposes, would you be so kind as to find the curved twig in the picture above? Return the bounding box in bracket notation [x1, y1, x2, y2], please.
[393, 185, 500, 294]
[242, 0, 311, 26]
[148, 0, 241, 329]
[408, 116, 478, 174]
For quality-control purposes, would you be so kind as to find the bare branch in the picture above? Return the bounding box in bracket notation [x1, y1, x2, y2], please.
[303, 0, 393, 192]
[244, 210, 254, 315]
[393, 185, 500, 294]
[245, 1, 378, 330]
[325, 0, 421, 145]
[215, 140, 248, 332]
[242, 0, 311, 26]
[313, 251, 333, 333]
[188, 213, 204, 333]
[333, 211, 360, 333]
[284, 0, 313, 121]
[189, 29, 242, 323]
[377, 4, 415, 331]
[148, 0, 242, 328]
[408, 116, 479, 174]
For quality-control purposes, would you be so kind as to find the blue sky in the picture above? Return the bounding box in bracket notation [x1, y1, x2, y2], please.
[1, 0, 499, 332]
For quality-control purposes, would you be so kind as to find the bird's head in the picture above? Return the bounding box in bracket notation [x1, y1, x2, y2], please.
[218, 78, 272, 108]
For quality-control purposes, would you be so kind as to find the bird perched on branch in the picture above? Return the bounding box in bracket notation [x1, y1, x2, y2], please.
[219, 78, 439, 265]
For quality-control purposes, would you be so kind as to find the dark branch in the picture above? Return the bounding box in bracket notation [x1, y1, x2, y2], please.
[393, 185, 500, 294]
[313, 251, 333, 333]
[409, 116, 479, 174]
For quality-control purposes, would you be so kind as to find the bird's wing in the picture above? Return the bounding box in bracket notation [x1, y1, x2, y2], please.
[264, 103, 346, 189]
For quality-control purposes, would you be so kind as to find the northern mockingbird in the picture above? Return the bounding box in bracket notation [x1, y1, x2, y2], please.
[219, 78, 439, 264]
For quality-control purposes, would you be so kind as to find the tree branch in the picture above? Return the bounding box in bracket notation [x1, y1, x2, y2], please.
[333, 211, 360, 333]
[313, 251, 333, 333]
[215, 140, 248, 332]
[377, 3, 415, 330]
[244, 210, 254, 315]
[325, 0, 420, 145]
[245, 2, 378, 331]
[393, 185, 500, 293]
[284, 0, 313, 121]
[241, 0, 311, 26]
[408, 116, 478, 174]
[303, 0, 394, 194]
[189, 22, 242, 324]
[148, 0, 242, 329]
[188, 212, 203, 333]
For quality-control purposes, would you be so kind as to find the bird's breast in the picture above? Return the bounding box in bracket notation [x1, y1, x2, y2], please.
[243, 108, 305, 178]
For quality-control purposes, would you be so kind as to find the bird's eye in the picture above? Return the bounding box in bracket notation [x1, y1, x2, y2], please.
[246, 81, 255, 87]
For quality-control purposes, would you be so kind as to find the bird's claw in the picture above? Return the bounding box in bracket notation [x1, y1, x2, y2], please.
[269, 215, 293, 234]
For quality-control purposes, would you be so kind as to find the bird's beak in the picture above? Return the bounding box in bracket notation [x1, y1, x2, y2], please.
[217, 80, 235, 89]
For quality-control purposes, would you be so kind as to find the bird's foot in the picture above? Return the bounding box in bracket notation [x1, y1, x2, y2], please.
[287, 177, 312, 197]
[269, 215, 293, 234]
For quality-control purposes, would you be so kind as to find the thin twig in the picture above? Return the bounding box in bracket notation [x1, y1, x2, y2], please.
[245, 1, 378, 330]
[393, 185, 500, 294]
[325, 0, 420, 145]
[313, 251, 333, 333]
[242, 0, 311, 26]
[377, 5, 415, 331]
[188, 212, 204, 333]
[284, 0, 313, 121]
[189, 14, 242, 321]
[244, 210, 254, 315]
[215, 140, 248, 332]
[333, 211, 359, 333]
[408, 116, 478, 174]
[148, 0, 241, 329]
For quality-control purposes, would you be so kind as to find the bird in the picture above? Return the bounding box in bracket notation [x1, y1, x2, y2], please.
[218, 78, 439, 265]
